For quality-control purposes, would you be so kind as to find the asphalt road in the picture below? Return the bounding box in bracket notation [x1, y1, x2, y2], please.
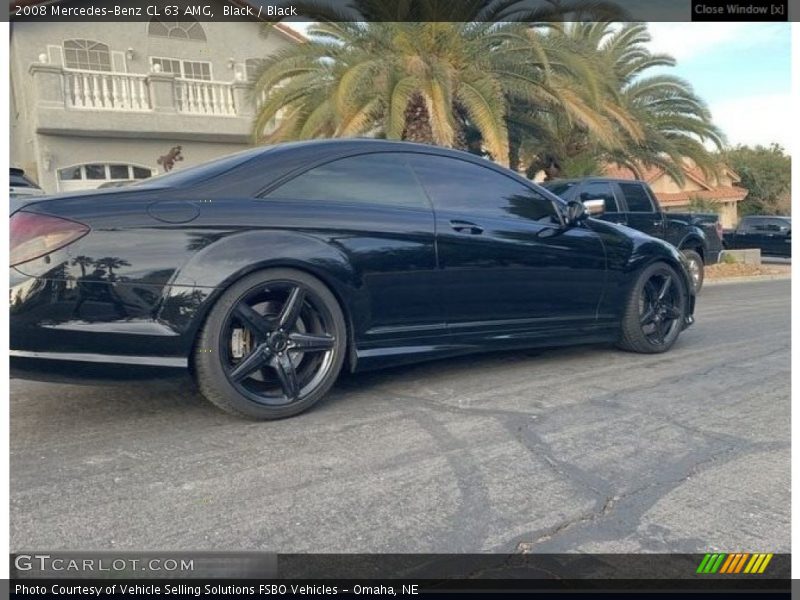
[11, 280, 790, 553]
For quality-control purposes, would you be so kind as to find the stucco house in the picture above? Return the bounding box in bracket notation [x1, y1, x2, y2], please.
[602, 160, 747, 229]
[10, 0, 303, 193]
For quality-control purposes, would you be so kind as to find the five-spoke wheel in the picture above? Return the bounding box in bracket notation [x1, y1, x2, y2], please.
[618, 262, 687, 354]
[195, 269, 346, 419]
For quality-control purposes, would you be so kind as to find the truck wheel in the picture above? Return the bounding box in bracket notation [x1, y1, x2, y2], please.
[617, 262, 688, 354]
[681, 249, 704, 293]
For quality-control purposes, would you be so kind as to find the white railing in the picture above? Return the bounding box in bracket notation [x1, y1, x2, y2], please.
[176, 79, 236, 116]
[65, 70, 151, 111]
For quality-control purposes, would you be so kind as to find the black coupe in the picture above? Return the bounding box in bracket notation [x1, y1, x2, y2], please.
[10, 140, 695, 419]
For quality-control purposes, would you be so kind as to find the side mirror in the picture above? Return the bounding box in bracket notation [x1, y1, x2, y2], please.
[582, 197, 606, 216]
[565, 200, 589, 226]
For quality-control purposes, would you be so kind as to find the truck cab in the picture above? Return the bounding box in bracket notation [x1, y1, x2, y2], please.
[544, 177, 724, 291]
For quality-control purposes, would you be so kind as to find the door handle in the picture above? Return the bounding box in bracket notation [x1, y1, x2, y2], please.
[450, 220, 483, 235]
[653, 220, 663, 227]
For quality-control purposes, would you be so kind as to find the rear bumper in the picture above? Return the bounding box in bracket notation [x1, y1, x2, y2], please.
[10, 269, 198, 384]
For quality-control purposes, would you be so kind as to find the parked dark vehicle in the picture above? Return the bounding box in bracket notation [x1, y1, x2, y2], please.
[723, 215, 791, 258]
[10, 166, 46, 200]
[544, 177, 723, 291]
[10, 140, 695, 419]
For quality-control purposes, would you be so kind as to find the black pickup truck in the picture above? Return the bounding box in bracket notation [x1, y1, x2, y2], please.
[723, 215, 791, 258]
[544, 177, 723, 291]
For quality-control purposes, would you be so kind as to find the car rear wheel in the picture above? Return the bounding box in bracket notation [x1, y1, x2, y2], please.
[617, 262, 687, 354]
[681, 249, 704, 293]
[194, 268, 347, 419]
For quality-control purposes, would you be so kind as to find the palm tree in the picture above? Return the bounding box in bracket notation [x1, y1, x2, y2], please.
[251, 2, 631, 166]
[71, 255, 95, 278]
[95, 257, 131, 281]
[520, 22, 724, 181]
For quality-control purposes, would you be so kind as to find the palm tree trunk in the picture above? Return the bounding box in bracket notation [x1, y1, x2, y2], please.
[401, 94, 434, 144]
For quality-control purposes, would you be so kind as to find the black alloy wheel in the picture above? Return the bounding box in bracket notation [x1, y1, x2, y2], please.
[618, 262, 687, 354]
[195, 268, 346, 419]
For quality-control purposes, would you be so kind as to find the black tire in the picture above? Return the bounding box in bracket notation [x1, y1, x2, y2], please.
[617, 262, 688, 354]
[681, 248, 704, 293]
[194, 268, 347, 419]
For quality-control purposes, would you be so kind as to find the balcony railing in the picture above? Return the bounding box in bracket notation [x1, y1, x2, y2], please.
[65, 70, 151, 111]
[175, 79, 237, 116]
[52, 67, 248, 117]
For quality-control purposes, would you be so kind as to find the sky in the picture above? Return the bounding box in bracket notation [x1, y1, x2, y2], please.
[284, 21, 793, 153]
[645, 23, 792, 153]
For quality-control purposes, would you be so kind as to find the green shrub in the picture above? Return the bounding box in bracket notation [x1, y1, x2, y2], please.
[722, 252, 738, 264]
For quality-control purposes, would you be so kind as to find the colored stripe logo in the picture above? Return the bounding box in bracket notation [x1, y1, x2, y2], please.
[697, 553, 773, 574]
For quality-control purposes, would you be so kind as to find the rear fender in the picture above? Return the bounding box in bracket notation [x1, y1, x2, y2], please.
[166, 230, 362, 362]
[676, 229, 707, 255]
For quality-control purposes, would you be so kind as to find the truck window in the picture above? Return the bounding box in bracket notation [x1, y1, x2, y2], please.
[618, 182, 655, 213]
[749, 219, 772, 232]
[764, 218, 790, 232]
[580, 182, 619, 212]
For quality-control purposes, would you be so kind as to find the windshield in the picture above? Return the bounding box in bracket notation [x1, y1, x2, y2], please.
[542, 181, 577, 198]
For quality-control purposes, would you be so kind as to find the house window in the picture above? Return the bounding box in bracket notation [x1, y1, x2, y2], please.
[148, 16, 206, 41]
[58, 164, 154, 182]
[63, 39, 112, 71]
[151, 57, 212, 81]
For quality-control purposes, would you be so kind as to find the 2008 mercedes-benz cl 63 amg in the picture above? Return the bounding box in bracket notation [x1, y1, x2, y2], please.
[11, 140, 695, 419]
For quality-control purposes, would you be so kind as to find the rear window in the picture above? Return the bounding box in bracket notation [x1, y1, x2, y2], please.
[134, 147, 268, 188]
[10, 176, 34, 188]
[10, 169, 38, 189]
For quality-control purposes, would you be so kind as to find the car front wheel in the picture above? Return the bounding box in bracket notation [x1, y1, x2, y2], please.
[617, 262, 688, 354]
[194, 268, 347, 419]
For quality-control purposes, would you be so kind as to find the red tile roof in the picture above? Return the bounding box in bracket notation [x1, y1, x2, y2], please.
[657, 186, 748, 206]
[601, 161, 746, 206]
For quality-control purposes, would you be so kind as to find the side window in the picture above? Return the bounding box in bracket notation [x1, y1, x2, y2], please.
[580, 182, 619, 212]
[264, 153, 430, 209]
[408, 155, 557, 223]
[766, 218, 789, 232]
[619, 183, 655, 213]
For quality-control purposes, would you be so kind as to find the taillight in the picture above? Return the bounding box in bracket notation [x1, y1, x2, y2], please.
[715, 221, 723, 239]
[10, 211, 89, 267]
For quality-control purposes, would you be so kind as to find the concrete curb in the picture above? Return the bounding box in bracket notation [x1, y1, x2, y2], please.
[705, 273, 791, 286]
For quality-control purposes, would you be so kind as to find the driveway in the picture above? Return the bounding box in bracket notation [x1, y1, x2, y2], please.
[10, 280, 790, 553]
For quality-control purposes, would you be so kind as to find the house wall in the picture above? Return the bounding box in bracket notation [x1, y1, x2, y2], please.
[650, 175, 704, 195]
[10, 7, 297, 191]
[718, 201, 738, 229]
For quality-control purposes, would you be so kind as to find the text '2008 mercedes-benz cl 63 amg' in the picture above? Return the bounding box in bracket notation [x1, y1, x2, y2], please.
[11, 140, 695, 419]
